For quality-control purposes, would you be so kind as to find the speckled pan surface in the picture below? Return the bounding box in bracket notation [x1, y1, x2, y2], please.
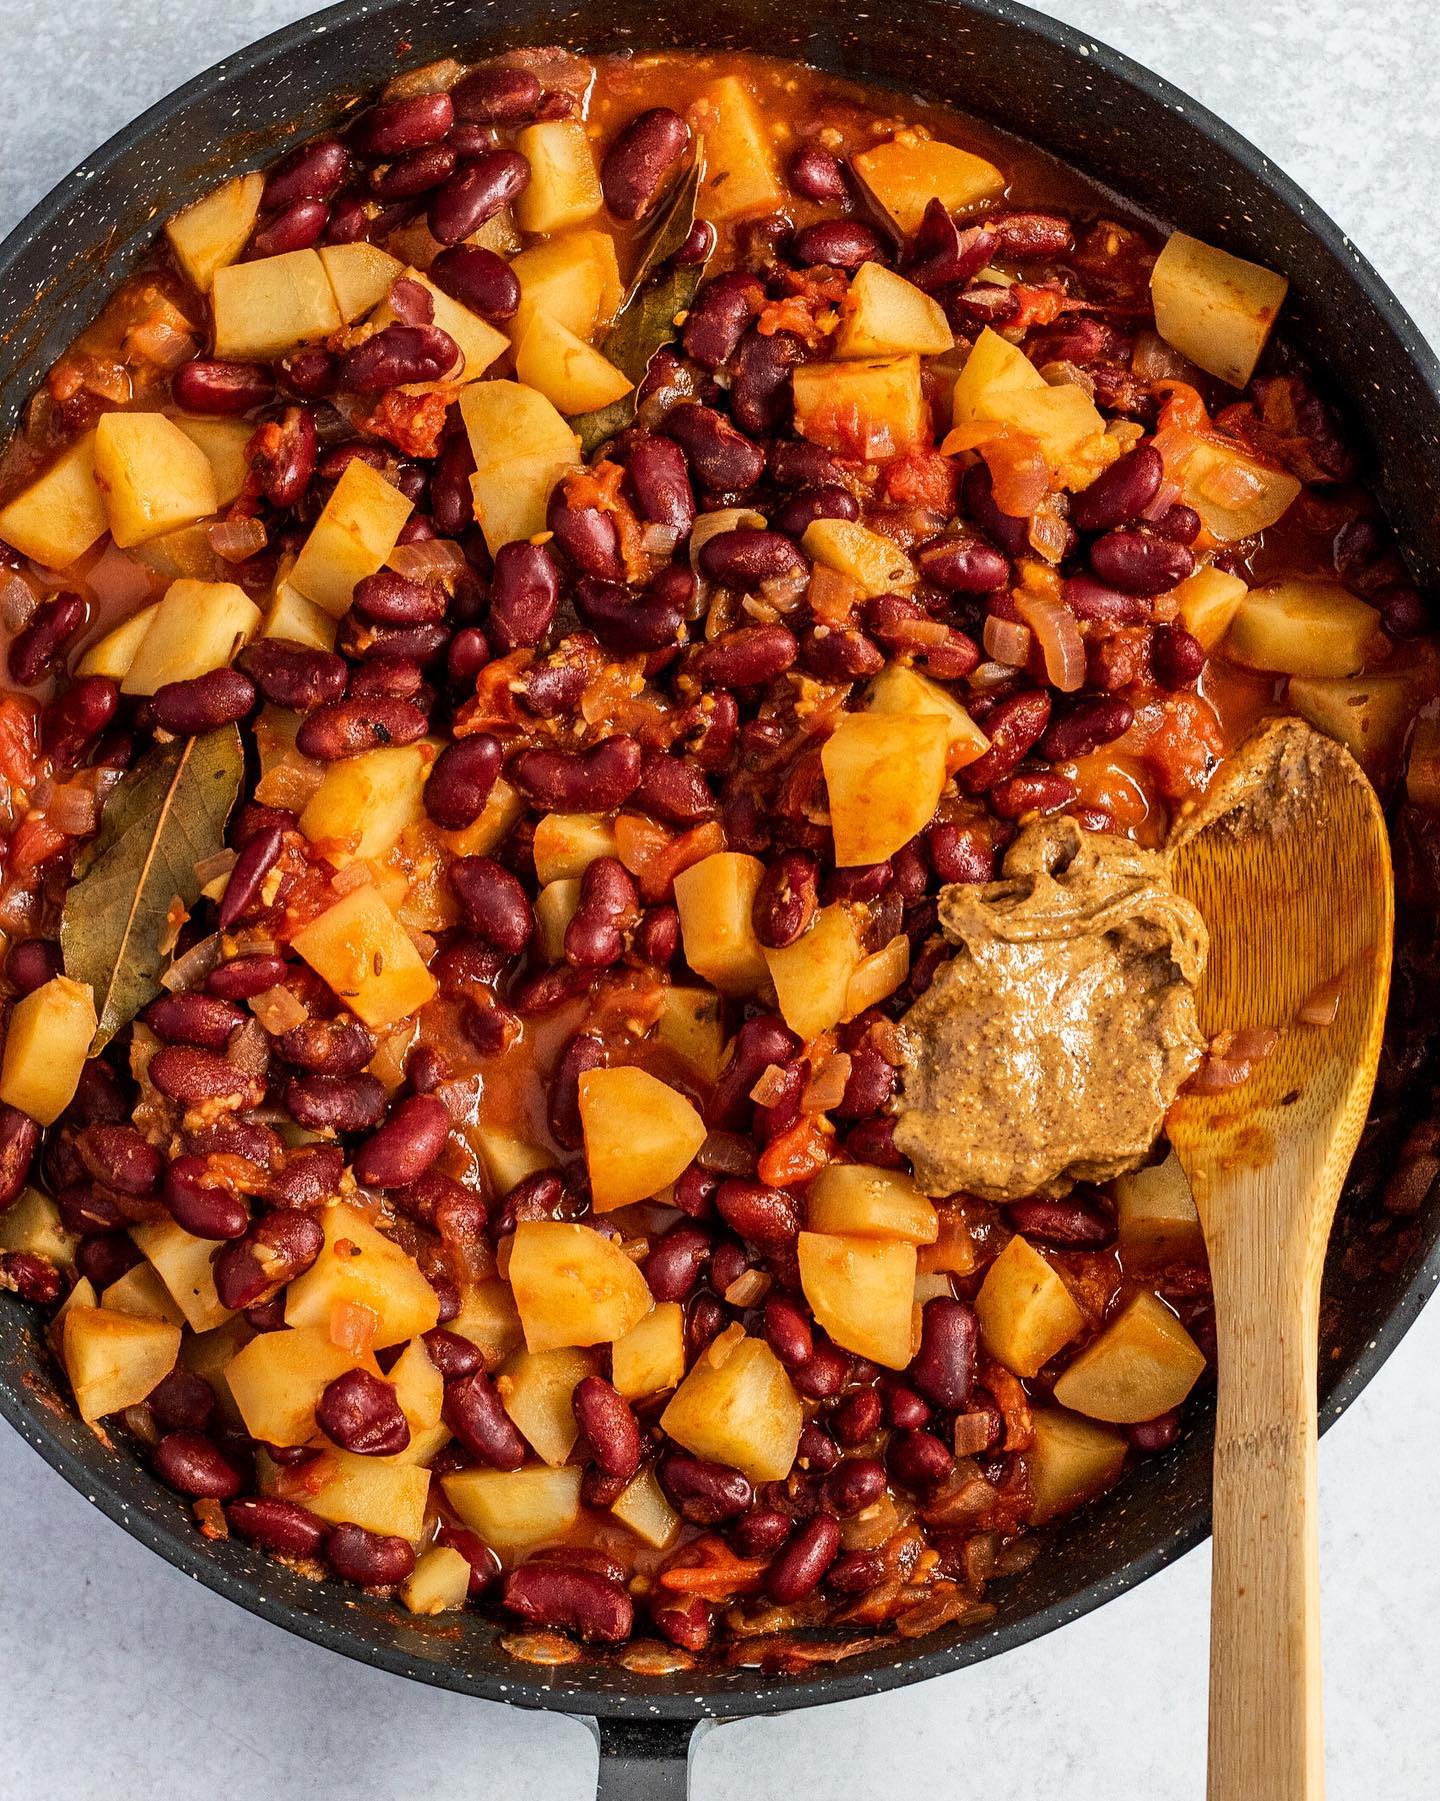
[2, 0, 1438, 1728]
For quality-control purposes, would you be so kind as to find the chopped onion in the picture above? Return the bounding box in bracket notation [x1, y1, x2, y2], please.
[640, 523, 682, 560]
[969, 658, 1024, 692]
[0, 571, 36, 634]
[195, 848, 237, 886]
[698, 1130, 757, 1176]
[1026, 499, 1072, 565]
[952, 1412, 996, 1458]
[1016, 591, 1085, 692]
[801, 1051, 852, 1115]
[125, 314, 195, 372]
[249, 984, 308, 1035]
[983, 614, 1032, 668]
[331, 862, 375, 895]
[48, 783, 98, 837]
[208, 517, 267, 564]
[1132, 329, 1194, 382]
[161, 933, 221, 993]
[388, 536, 467, 587]
[750, 1063, 794, 1107]
[723, 1268, 771, 1308]
[1142, 478, 1183, 523]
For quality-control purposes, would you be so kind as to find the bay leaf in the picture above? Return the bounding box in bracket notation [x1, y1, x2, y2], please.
[61, 724, 244, 1050]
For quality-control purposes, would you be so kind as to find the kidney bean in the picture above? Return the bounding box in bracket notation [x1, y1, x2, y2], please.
[350, 91, 453, 156]
[295, 696, 427, 760]
[153, 1431, 246, 1499]
[215, 820, 283, 930]
[282, 342, 341, 395]
[548, 1032, 605, 1149]
[429, 149, 530, 244]
[444, 1370, 527, 1469]
[958, 689, 1052, 793]
[370, 143, 456, 201]
[771, 486, 856, 541]
[245, 405, 318, 513]
[833, 1387, 884, 1448]
[1376, 581, 1428, 638]
[449, 856, 533, 957]
[565, 857, 639, 969]
[1005, 1195, 1116, 1248]
[766, 1512, 841, 1602]
[413, 1327, 480, 1386]
[789, 1342, 848, 1399]
[683, 1294, 727, 1366]
[172, 356, 276, 414]
[486, 540, 558, 651]
[914, 532, 1008, 594]
[502, 1560, 633, 1642]
[416, 732, 498, 831]
[450, 63, 541, 121]
[264, 137, 350, 210]
[990, 770, 1076, 819]
[601, 107, 691, 221]
[881, 1380, 930, 1430]
[642, 1221, 712, 1303]
[697, 528, 804, 591]
[283, 1072, 387, 1134]
[767, 446, 841, 494]
[1090, 529, 1194, 596]
[326, 1520, 416, 1587]
[510, 735, 642, 811]
[690, 624, 798, 691]
[836, 1049, 896, 1128]
[265, 1145, 344, 1211]
[226, 1495, 328, 1559]
[961, 462, 1029, 558]
[1070, 444, 1163, 535]
[662, 403, 764, 494]
[1059, 573, 1147, 628]
[275, 1017, 373, 1077]
[682, 271, 764, 369]
[650, 1590, 713, 1652]
[315, 1367, 411, 1457]
[827, 1549, 887, 1597]
[909, 1297, 978, 1410]
[511, 964, 591, 1017]
[630, 904, 677, 969]
[39, 674, 117, 771]
[752, 849, 821, 951]
[1127, 1410, 1183, 1452]
[625, 435, 696, 534]
[344, 322, 461, 390]
[162, 1155, 249, 1240]
[204, 958, 285, 1009]
[792, 219, 884, 271]
[733, 329, 805, 435]
[5, 937, 60, 995]
[59, 1186, 126, 1237]
[787, 142, 847, 202]
[671, 219, 715, 266]
[825, 1455, 887, 1516]
[709, 1015, 800, 1131]
[72, 1124, 160, 1198]
[723, 1510, 791, 1567]
[249, 198, 329, 256]
[906, 205, 997, 293]
[149, 668, 257, 738]
[985, 209, 1074, 259]
[548, 488, 623, 581]
[147, 1046, 251, 1106]
[715, 1179, 800, 1247]
[1039, 693, 1135, 762]
[146, 1369, 215, 1435]
[350, 571, 445, 628]
[1152, 502, 1202, 545]
[1151, 622, 1206, 689]
[72, 1230, 136, 1290]
[353, 1095, 450, 1188]
[574, 572, 687, 654]
[889, 1428, 955, 1490]
[624, 757, 711, 834]
[239, 640, 348, 713]
[662, 1453, 753, 1523]
[572, 1374, 641, 1481]
[426, 247, 519, 327]
[8, 595, 85, 688]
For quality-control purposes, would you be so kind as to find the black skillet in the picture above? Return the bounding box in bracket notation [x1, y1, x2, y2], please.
[2, 1, 1439, 1794]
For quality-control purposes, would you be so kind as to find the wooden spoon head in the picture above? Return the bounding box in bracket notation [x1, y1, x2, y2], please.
[1167, 717, 1393, 1251]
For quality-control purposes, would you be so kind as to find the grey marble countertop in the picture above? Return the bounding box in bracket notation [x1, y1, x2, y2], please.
[2, 1, 1439, 1795]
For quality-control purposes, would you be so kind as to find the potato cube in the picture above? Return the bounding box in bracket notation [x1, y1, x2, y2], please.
[610, 1468, 680, 1550]
[0, 976, 96, 1123]
[514, 122, 604, 233]
[1150, 232, 1288, 387]
[62, 1306, 180, 1423]
[131, 1218, 232, 1332]
[94, 412, 218, 548]
[951, 327, 1044, 424]
[370, 268, 507, 382]
[1287, 672, 1418, 784]
[837, 263, 953, 358]
[212, 249, 342, 359]
[1173, 566, 1248, 651]
[77, 603, 159, 679]
[460, 379, 580, 554]
[438, 774, 525, 859]
[653, 985, 725, 1085]
[672, 851, 768, 996]
[289, 460, 414, 617]
[284, 1201, 440, 1349]
[660, 1325, 803, 1483]
[442, 1464, 582, 1551]
[976, 1235, 1085, 1378]
[180, 1317, 250, 1429]
[610, 1300, 685, 1399]
[121, 578, 261, 695]
[471, 1125, 554, 1196]
[792, 357, 927, 459]
[845, 934, 911, 1019]
[535, 877, 581, 961]
[515, 311, 633, 414]
[578, 1066, 707, 1211]
[509, 230, 622, 341]
[0, 1187, 78, 1268]
[165, 172, 265, 292]
[1027, 1407, 1128, 1523]
[385, 1336, 450, 1466]
[402, 1545, 472, 1615]
[867, 662, 989, 770]
[262, 583, 339, 652]
[1177, 439, 1301, 542]
[304, 1450, 431, 1541]
[1226, 580, 1380, 678]
[0, 433, 108, 568]
[851, 136, 1006, 234]
[226, 1324, 368, 1446]
[532, 812, 619, 884]
[798, 1231, 916, 1369]
[290, 886, 438, 1030]
[803, 516, 917, 597]
[318, 243, 404, 322]
[449, 1279, 523, 1368]
[1052, 1291, 1206, 1424]
[690, 75, 784, 221]
[100, 1262, 185, 1328]
[821, 711, 950, 867]
[496, 1346, 595, 1465]
[507, 1220, 653, 1352]
[173, 416, 253, 507]
[807, 1164, 939, 1244]
[763, 904, 863, 1040]
[1114, 1150, 1205, 1266]
[952, 329, 1106, 481]
[299, 743, 432, 865]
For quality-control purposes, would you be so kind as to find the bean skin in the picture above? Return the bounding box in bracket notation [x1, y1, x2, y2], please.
[1070, 444, 1163, 534]
[424, 732, 502, 829]
[342, 323, 462, 391]
[40, 675, 117, 771]
[352, 571, 445, 626]
[791, 219, 884, 270]
[1089, 529, 1195, 596]
[958, 690, 1052, 793]
[690, 624, 797, 688]
[265, 138, 351, 211]
[697, 527, 805, 589]
[164, 1156, 250, 1240]
[788, 144, 848, 203]
[662, 404, 765, 494]
[626, 435, 695, 531]
[9, 595, 85, 687]
[682, 272, 764, 369]
[909, 1298, 978, 1409]
[218, 821, 285, 929]
[660, 1453, 753, 1523]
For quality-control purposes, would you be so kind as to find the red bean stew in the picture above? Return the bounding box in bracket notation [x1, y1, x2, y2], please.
[0, 46, 1436, 1672]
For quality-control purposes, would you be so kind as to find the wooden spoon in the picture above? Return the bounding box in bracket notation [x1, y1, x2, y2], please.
[1166, 716, 1394, 1801]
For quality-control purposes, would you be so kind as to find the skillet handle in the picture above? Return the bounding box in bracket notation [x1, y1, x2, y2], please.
[588, 1717, 712, 1799]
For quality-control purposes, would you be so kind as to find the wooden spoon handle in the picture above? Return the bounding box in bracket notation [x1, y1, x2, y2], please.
[1207, 1253, 1324, 1801]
